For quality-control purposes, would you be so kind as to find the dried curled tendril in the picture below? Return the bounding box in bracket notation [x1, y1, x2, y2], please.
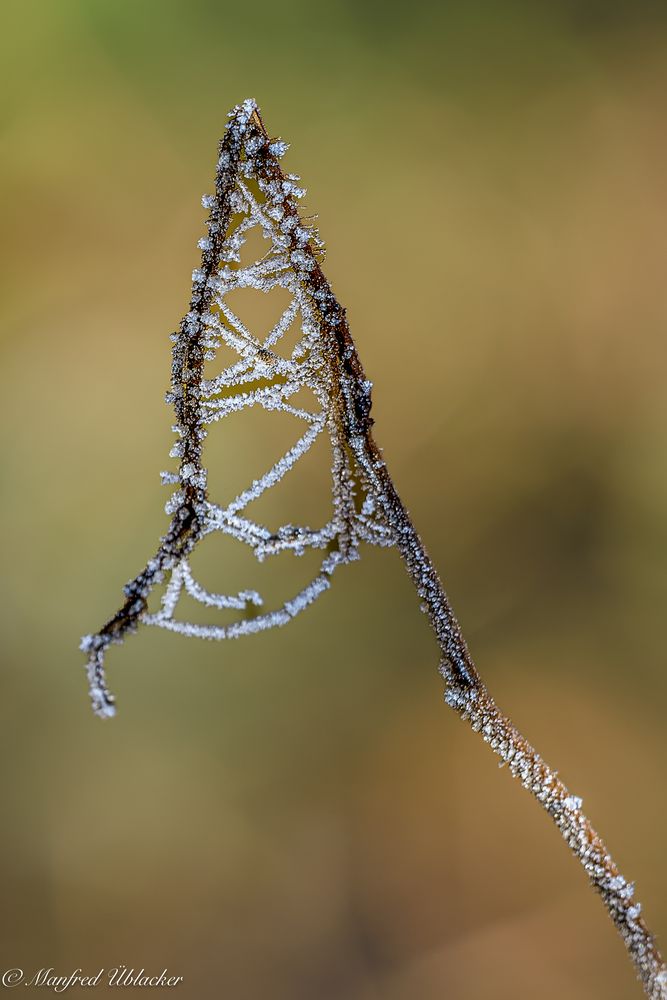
[81, 99, 666, 1000]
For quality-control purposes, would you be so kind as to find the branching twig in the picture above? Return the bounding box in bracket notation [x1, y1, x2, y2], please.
[81, 99, 666, 998]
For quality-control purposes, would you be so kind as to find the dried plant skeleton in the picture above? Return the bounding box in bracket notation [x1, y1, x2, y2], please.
[81, 99, 666, 998]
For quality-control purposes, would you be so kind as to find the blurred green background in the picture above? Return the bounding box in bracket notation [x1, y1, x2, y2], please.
[1, 1, 666, 997]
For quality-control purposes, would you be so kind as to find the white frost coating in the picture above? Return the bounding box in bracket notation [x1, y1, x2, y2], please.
[80, 98, 667, 1000]
[159, 562, 185, 618]
[180, 560, 262, 610]
[82, 103, 667, 1000]
[138, 108, 395, 640]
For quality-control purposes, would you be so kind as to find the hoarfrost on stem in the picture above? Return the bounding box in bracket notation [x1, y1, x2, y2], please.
[80, 98, 666, 1000]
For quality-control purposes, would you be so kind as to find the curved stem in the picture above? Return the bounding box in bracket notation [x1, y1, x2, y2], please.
[82, 98, 666, 997]
[357, 433, 667, 999]
[300, 227, 666, 997]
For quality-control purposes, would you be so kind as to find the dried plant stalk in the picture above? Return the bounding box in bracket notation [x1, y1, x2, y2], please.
[81, 99, 666, 998]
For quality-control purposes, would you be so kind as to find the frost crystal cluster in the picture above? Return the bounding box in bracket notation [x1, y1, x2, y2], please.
[81, 99, 666, 1000]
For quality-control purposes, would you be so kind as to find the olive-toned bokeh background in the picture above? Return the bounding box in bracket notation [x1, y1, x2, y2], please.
[1, 2, 665, 998]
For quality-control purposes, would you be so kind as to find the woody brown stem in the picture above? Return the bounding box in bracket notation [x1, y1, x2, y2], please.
[307, 275, 667, 996]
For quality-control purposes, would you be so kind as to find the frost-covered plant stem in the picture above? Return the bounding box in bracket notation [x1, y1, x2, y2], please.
[81, 99, 665, 998]
[316, 245, 667, 1000]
